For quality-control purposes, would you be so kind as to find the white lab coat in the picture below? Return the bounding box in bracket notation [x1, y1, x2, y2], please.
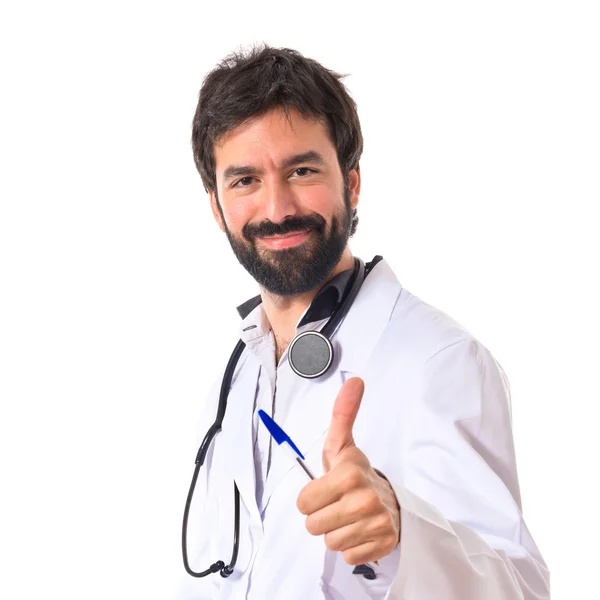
[176, 258, 549, 599]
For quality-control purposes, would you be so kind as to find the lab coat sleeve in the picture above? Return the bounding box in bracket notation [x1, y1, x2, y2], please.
[384, 339, 550, 600]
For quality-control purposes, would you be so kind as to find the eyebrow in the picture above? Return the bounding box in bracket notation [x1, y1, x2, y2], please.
[221, 150, 326, 184]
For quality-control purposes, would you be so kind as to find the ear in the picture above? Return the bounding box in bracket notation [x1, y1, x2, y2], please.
[209, 190, 226, 233]
[348, 166, 361, 210]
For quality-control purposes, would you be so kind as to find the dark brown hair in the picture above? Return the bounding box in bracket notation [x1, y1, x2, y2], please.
[191, 44, 363, 233]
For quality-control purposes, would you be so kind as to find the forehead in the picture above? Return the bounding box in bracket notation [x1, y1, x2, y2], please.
[213, 107, 336, 170]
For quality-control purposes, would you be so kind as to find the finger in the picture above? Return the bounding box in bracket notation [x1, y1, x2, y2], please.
[304, 499, 350, 535]
[296, 478, 337, 515]
[341, 541, 385, 566]
[296, 463, 358, 515]
[304, 487, 380, 535]
[323, 377, 365, 470]
[323, 521, 374, 552]
[325, 530, 392, 566]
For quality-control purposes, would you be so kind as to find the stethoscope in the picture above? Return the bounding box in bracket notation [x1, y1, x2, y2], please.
[182, 256, 380, 580]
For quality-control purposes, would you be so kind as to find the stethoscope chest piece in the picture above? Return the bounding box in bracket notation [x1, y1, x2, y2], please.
[288, 330, 334, 379]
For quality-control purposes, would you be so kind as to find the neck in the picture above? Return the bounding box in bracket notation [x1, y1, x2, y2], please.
[261, 248, 355, 362]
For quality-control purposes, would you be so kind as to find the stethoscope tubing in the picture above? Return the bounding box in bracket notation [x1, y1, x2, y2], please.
[182, 340, 246, 578]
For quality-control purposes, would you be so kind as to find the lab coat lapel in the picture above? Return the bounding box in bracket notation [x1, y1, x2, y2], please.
[335, 259, 402, 377]
[218, 354, 261, 524]
[261, 259, 403, 507]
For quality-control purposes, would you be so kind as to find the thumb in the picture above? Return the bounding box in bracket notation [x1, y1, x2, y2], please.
[323, 377, 365, 471]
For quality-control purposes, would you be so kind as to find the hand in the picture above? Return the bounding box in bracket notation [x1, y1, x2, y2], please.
[296, 377, 401, 566]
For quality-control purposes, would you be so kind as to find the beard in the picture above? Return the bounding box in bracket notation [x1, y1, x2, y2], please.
[221, 187, 354, 297]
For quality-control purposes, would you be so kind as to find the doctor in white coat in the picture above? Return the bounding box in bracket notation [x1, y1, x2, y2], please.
[177, 44, 549, 599]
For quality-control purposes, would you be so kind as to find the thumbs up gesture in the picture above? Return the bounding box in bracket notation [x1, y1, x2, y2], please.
[296, 377, 401, 566]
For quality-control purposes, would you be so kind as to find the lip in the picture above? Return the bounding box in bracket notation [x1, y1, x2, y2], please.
[258, 230, 311, 249]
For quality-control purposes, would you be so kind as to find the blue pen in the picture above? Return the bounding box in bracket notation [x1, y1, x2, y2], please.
[257, 409, 316, 480]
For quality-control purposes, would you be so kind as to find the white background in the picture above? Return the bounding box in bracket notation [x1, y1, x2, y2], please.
[1, 1, 598, 598]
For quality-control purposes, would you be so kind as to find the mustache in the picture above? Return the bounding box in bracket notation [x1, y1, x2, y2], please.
[242, 214, 326, 241]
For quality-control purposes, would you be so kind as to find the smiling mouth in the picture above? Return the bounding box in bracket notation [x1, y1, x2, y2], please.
[258, 229, 312, 249]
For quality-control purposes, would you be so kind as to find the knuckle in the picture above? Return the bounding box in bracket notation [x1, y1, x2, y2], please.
[324, 532, 342, 552]
[354, 488, 379, 515]
[374, 512, 392, 532]
[378, 533, 396, 556]
[305, 516, 320, 536]
[364, 490, 381, 512]
[346, 497, 365, 521]
[346, 490, 376, 520]
[342, 548, 361, 566]
[296, 497, 307, 514]
[296, 488, 312, 515]
[341, 464, 364, 490]
[297, 481, 319, 514]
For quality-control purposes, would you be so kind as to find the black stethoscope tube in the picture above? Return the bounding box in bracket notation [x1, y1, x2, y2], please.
[182, 340, 245, 578]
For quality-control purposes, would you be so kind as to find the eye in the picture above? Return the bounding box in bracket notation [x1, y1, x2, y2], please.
[233, 176, 254, 188]
[293, 167, 316, 177]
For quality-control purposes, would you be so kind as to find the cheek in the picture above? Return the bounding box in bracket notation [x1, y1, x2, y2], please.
[220, 198, 254, 233]
[301, 186, 341, 218]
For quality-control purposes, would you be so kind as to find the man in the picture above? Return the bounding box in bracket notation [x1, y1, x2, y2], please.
[177, 45, 549, 599]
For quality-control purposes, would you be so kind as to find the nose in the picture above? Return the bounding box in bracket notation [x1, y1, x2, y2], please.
[260, 176, 300, 224]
